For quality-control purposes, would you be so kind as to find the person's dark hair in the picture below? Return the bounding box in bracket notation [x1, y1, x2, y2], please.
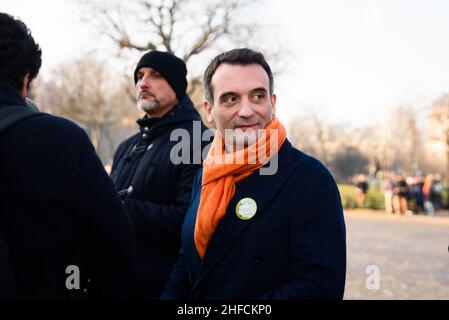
[203, 48, 274, 104]
[0, 13, 42, 91]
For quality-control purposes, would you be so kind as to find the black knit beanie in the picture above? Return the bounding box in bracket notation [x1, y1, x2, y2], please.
[134, 51, 187, 98]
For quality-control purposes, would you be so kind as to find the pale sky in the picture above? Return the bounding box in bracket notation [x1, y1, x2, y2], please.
[2, 0, 449, 127]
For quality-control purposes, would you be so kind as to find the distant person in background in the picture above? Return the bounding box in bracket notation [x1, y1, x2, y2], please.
[382, 175, 393, 214]
[423, 174, 435, 216]
[410, 175, 424, 214]
[430, 174, 443, 211]
[392, 175, 409, 216]
[356, 174, 368, 208]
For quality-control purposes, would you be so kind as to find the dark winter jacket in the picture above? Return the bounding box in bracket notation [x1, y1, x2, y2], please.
[0, 83, 134, 299]
[110, 94, 211, 298]
[162, 140, 347, 300]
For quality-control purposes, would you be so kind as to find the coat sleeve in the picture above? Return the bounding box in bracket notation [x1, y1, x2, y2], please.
[159, 171, 202, 299]
[159, 248, 192, 300]
[259, 167, 347, 300]
[72, 129, 135, 273]
[123, 162, 201, 243]
[110, 138, 129, 174]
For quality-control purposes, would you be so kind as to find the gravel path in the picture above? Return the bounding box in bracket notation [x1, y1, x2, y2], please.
[344, 210, 449, 300]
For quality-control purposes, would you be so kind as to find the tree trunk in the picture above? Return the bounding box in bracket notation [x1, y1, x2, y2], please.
[445, 131, 449, 183]
[89, 124, 102, 153]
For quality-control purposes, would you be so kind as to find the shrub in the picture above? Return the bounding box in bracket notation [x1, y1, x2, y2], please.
[364, 188, 385, 210]
[338, 184, 385, 210]
[338, 184, 358, 209]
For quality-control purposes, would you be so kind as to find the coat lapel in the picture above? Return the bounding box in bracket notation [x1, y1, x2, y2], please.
[192, 140, 297, 290]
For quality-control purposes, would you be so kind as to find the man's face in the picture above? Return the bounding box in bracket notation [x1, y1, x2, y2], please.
[136, 67, 178, 117]
[204, 63, 276, 151]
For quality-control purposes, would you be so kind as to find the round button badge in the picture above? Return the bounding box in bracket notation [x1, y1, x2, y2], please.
[235, 198, 258, 220]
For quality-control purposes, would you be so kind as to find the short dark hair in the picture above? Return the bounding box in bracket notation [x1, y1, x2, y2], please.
[203, 48, 274, 104]
[0, 13, 42, 91]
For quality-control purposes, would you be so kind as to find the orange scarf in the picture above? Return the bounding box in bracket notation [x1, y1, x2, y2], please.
[194, 117, 287, 258]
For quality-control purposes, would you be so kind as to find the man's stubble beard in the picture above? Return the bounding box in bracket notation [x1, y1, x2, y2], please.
[223, 128, 259, 152]
[137, 98, 161, 114]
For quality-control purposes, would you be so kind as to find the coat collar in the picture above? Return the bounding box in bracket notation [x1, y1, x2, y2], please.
[0, 83, 27, 108]
[191, 139, 297, 290]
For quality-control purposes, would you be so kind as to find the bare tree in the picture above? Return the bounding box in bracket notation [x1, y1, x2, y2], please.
[357, 105, 426, 177]
[79, 0, 246, 59]
[77, 0, 285, 103]
[34, 53, 138, 163]
[309, 112, 331, 164]
[388, 105, 423, 174]
[288, 115, 315, 156]
[331, 146, 370, 182]
[429, 92, 449, 179]
[289, 110, 373, 182]
[288, 102, 432, 182]
[289, 109, 334, 164]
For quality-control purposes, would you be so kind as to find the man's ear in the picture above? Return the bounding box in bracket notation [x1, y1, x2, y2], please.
[20, 73, 30, 98]
[271, 93, 277, 117]
[203, 100, 215, 125]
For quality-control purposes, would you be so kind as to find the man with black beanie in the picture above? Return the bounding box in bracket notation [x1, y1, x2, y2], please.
[110, 51, 211, 299]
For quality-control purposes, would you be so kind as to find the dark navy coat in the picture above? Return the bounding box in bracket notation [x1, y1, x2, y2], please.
[110, 94, 211, 298]
[0, 83, 134, 299]
[162, 140, 346, 300]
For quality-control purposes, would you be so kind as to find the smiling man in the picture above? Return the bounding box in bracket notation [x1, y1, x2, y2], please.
[162, 48, 347, 300]
[205, 62, 275, 152]
[109, 51, 210, 299]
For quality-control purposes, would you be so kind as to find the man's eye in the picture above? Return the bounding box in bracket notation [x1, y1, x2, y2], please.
[224, 96, 237, 104]
[254, 93, 265, 100]
[151, 72, 162, 78]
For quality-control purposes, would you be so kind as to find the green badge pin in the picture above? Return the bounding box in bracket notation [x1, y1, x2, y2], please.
[235, 198, 258, 220]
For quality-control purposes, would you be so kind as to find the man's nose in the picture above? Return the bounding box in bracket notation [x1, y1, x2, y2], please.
[138, 75, 152, 89]
[238, 99, 256, 118]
